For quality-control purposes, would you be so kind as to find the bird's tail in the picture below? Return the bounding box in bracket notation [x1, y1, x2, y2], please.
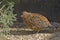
[48, 22, 60, 29]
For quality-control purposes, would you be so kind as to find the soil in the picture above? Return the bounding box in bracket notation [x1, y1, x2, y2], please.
[0, 22, 60, 40]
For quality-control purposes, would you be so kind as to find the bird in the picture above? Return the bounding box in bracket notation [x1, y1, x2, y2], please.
[21, 11, 53, 32]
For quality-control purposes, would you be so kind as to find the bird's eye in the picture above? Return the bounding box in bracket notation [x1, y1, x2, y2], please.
[23, 17, 26, 20]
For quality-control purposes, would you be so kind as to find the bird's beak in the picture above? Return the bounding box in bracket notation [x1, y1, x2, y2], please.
[21, 15, 23, 17]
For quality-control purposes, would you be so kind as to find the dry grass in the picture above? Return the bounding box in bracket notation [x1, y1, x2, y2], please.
[0, 27, 60, 40]
[0, 22, 60, 40]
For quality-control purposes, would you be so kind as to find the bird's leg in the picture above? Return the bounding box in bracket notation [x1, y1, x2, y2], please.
[34, 30, 40, 37]
[35, 30, 40, 34]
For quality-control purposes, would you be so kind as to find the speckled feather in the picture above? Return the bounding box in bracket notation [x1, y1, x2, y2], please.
[21, 11, 51, 31]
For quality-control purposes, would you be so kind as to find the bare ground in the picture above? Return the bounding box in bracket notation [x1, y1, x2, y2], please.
[0, 22, 60, 40]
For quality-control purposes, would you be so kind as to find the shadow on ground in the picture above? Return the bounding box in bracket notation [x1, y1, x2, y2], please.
[10, 28, 58, 35]
[10, 22, 60, 35]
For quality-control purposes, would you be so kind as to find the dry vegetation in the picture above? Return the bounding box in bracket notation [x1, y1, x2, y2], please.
[0, 22, 60, 40]
[0, 0, 60, 40]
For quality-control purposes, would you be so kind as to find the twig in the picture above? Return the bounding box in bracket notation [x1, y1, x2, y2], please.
[0, 5, 6, 11]
[0, 0, 5, 4]
[0, 1, 3, 4]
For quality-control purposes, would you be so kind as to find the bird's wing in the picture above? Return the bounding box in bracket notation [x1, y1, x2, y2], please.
[29, 15, 45, 28]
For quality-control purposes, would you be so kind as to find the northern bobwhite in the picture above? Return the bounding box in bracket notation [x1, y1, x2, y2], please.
[21, 11, 52, 32]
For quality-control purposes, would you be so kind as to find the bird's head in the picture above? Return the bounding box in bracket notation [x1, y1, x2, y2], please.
[21, 11, 31, 19]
